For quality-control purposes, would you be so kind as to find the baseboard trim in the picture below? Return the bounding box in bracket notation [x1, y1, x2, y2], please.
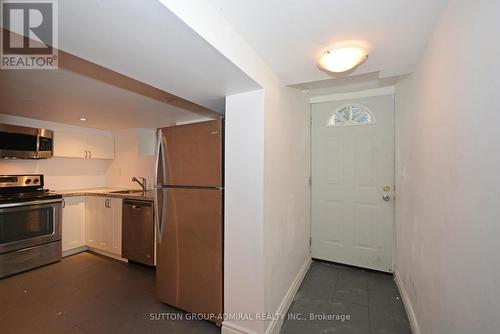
[87, 247, 128, 262]
[394, 270, 421, 334]
[62, 246, 127, 262]
[62, 246, 88, 257]
[221, 321, 261, 334]
[221, 255, 312, 334]
[265, 255, 312, 334]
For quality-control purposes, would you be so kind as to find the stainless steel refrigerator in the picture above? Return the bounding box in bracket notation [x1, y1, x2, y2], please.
[154, 119, 223, 323]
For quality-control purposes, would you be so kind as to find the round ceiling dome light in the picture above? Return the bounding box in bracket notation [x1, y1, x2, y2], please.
[319, 46, 368, 73]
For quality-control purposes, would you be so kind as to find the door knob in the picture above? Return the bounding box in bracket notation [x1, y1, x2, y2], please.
[382, 194, 391, 202]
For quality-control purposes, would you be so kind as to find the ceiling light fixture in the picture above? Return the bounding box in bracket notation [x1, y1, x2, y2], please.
[319, 46, 368, 73]
[80, 117, 87, 121]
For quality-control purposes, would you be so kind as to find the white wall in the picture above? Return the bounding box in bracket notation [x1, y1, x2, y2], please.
[0, 114, 156, 191]
[224, 85, 309, 334]
[263, 84, 310, 330]
[106, 128, 156, 190]
[0, 158, 108, 190]
[158, 2, 311, 333]
[225, 90, 266, 334]
[225, 86, 310, 334]
[0, 114, 111, 190]
[395, 1, 500, 333]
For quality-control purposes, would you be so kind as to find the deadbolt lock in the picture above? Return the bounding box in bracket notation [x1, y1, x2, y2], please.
[383, 185, 391, 192]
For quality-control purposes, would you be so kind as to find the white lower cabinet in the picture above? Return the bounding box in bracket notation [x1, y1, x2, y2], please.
[85, 196, 122, 255]
[110, 198, 122, 255]
[62, 195, 123, 256]
[84, 196, 101, 249]
[62, 196, 86, 252]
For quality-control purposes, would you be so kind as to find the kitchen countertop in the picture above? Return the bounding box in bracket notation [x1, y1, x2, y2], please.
[50, 187, 155, 201]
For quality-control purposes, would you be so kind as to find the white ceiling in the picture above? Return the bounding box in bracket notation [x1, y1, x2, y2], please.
[1, 0, 449, 131]
[0, 66, 213, 130]
[209, 0, 449, 85]
[57, 0, 260, 113]
[0, 0, 261, 130]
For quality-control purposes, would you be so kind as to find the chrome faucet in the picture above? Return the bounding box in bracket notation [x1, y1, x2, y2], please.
[132, 177, 147, 192]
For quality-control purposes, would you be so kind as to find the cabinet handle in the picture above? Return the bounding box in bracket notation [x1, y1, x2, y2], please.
[85, 150, 88, 158]
[89, 150, 92, 158]
[62, 199, 66, 208]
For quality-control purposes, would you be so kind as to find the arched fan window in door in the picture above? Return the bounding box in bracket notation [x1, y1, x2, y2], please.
[327, 103, 375, 127]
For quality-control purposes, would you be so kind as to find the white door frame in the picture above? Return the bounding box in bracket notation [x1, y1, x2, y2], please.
[309, 86, 397, 272]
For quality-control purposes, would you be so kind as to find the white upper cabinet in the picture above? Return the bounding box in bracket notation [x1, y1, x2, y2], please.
[53, 132, 88, 158]
[86, 135, 115, 159]
[54, 131, 115, 159]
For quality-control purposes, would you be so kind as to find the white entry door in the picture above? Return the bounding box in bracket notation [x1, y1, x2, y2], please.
[311, 94, 395, 272]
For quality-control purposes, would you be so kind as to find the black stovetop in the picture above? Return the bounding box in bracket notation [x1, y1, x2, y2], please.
[0, 189, 62, 204]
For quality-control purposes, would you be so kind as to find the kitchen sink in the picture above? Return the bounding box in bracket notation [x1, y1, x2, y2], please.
[109, 190, 144, 195]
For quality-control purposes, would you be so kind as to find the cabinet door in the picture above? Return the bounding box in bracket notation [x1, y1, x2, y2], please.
[62, 196, 86, 252]
[53, 131, 87, 158]
[110, 198, 122, 255]
[87, 135, 115, 159]
[85, 196, 100, 248]
[98, 197, 114, 251]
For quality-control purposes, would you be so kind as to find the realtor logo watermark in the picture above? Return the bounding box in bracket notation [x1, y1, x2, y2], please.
[1, 0, 58, 69]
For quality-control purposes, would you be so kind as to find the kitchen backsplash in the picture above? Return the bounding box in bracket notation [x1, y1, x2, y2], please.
[0, 157, 110, 191]
[0, 114, 156, 191]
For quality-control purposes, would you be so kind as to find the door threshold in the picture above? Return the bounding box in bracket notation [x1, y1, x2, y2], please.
[312, 258, 393, 276]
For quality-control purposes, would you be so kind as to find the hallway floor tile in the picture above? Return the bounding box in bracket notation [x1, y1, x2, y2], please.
[280, 261, 411, 334]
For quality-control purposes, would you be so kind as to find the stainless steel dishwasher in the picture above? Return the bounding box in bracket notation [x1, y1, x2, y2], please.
[122, 199, 155, 266]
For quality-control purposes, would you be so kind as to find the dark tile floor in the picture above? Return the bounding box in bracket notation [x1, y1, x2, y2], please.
[1, 253, 410, 334]
[0, 252, 219, 334]
[280, 261, 412, 334]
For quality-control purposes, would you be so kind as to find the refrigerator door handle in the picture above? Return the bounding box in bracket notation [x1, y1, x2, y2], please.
[154, 129, 167, 186]
[154, 129, 168, 244]
[154, 187, 167, 244]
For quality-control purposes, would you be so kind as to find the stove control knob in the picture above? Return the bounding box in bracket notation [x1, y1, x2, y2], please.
[33, 179, 40, 184]
[25, 179, 32, 184]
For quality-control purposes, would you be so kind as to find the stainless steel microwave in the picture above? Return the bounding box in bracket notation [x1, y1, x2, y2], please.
[0, 123, 53, 159]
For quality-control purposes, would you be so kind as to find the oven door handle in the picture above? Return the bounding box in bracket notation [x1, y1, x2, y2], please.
[0, 198, 63, 209]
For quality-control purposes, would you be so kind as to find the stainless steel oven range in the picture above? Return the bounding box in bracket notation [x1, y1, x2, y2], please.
[0, 174, 62, 278]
